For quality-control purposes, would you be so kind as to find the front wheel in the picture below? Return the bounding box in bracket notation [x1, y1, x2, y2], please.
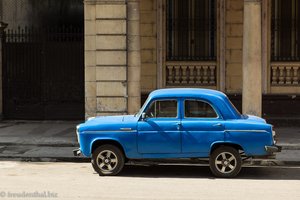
[209, 146, 242, 178]
[92, 145, 125, 176]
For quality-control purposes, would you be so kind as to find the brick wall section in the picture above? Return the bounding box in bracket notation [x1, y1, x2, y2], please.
[225, 0, 243, 93]
[140, 0, 157, 93]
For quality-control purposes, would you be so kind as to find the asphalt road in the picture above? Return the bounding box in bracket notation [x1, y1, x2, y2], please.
[0, 161, 299, 200]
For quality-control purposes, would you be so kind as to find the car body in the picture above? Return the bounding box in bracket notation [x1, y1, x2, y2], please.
[74, 88, 281, 177]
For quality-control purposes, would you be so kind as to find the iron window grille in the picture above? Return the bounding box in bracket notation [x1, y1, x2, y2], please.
[271, 0, 300, 61]
[166, 0, 217, 61]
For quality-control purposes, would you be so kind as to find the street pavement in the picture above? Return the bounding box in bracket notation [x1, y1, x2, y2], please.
[0, 161, 299, 200]
[0, 121, 299, 164]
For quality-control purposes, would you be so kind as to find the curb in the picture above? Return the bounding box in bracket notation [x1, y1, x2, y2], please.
[280, 144, 300, 150]
[0, 142, 299, 149]
[0, 156, 90, 163]
[0, 142, 79, 147]
[0, 156, 300, 166]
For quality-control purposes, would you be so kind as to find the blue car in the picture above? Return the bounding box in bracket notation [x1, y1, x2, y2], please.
[74, 88, 281, 178]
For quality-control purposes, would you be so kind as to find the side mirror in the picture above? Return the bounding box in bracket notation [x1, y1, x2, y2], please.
[141, 112, 147, 121]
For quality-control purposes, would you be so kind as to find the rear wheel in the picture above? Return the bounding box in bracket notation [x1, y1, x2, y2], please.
[92, 145, 125, 176]
[209, 146, 242, 178]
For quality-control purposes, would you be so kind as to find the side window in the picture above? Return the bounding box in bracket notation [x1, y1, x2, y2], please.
[185, 100, 218, 118]
[146, 100, 177, 118]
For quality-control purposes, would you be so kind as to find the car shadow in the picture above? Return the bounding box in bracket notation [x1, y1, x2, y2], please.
[118, 165, 300, 180]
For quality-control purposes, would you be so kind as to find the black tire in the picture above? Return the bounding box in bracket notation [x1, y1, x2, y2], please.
[92, 144, 125, 176]
[209, 146, 242, 178]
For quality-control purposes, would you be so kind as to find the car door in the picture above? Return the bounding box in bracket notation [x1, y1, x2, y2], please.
[181, 99, 225, 154]
[137, 99, 181, 154]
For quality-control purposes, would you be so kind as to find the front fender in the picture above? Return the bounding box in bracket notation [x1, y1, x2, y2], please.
[79, 133, 125, 157]
[78, 130, 137, 158]
[89, 137, 125, 156]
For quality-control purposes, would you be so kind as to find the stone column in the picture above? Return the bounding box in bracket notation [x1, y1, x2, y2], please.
[84, 0, 127, 118]
[127, 0, 141, 114]
[0, 22, 8, 119]
[242, 0, 262, 116]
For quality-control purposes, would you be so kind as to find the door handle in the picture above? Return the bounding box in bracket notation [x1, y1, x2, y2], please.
[176, 122, 182, 130]
[213, 123, 223, 127]
[120, 128, 132, 131]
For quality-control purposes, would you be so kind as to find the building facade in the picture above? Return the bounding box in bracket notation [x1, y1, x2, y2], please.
[83, 0, 300, 122]
[1, 0, 300, 123]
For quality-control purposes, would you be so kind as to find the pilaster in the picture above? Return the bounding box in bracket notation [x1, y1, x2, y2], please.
[84, 0, 128, 118]
[242, 0, 262, 116]
[127, 0, 141, 114]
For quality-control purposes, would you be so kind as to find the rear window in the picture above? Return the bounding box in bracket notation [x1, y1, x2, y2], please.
[185, 100, 218, 118]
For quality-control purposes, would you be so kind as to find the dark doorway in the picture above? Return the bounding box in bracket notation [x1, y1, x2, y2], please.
[2, 0, 84, 120]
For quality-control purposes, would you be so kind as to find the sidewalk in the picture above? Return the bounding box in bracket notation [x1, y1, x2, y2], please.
[0, 121, 82, 162]
[0, 121, 299, 164]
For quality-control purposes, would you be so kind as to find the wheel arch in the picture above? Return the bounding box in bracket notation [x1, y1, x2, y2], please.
[210, 142, 244, 154]
[91, 139, 127, 158]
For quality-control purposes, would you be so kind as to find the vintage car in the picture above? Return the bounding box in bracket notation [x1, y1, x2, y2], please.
[74, 88, 281, 178]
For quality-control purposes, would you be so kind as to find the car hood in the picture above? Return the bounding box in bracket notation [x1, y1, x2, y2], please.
[78, 115, 138, 132]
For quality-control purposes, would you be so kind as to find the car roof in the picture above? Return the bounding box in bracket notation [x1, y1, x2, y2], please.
[148, 88, 227, 100]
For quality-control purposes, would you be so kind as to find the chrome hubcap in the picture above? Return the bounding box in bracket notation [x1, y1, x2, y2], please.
[215, 152, 237, 174]
[96, 150, 118, 173]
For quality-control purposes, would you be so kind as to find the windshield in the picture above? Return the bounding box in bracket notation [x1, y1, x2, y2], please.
[135, 96, 150, 117]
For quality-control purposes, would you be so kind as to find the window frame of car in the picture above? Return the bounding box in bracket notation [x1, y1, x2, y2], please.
[141, 98, 179, 120]
[182, 98, 223, 120]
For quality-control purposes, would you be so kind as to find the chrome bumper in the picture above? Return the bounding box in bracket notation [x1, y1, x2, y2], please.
[73, 148, 81, 156]
[265, 145, 282, 154]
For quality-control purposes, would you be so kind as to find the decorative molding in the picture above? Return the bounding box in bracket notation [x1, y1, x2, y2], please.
[271, 63, 300, 86]
[165, 62, 217, 86]
[84, 0, 126, 5]
[244, 0, 261, 3]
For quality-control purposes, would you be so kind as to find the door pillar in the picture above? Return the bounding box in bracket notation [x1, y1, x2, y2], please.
[242, 0, 262, 116]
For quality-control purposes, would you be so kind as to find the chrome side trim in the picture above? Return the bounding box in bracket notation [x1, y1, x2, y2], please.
[225, 130, 268, 133]
[84, 130, 137, 133]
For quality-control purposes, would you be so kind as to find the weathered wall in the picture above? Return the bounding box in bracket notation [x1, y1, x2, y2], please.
[140, 0, 157, 93]
[225, 0, 244, 93]
[1, 0, 83, 29]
